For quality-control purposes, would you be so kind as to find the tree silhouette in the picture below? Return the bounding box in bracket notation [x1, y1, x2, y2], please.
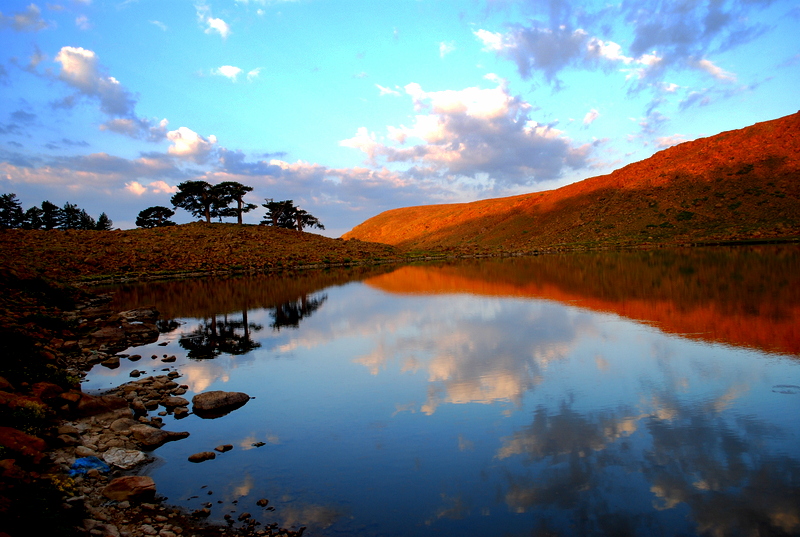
[41, 201, 63, 230]
[215, 181, 257, 224]
[171, 181, 218, 223]
[0, 193, 23, 229]
[261, 199, 324, 231]
[22, 206, 44, 229]
[95, 212, 113, 230]
[137, 206, 176, 228]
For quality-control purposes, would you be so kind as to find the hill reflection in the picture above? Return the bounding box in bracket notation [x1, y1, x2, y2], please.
[364, 246, 800, 356]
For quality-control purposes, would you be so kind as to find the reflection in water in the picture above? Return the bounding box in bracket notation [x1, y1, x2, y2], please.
[86, 246, 800, 537]
[179, 313, 263, 359]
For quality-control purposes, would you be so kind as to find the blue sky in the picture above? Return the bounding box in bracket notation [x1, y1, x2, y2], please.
[1, 0, 798, 235]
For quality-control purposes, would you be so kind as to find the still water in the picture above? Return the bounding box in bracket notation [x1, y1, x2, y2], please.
[84, 246, 800, 537]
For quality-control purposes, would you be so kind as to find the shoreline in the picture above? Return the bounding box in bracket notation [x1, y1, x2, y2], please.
[0, 272, 302, 537]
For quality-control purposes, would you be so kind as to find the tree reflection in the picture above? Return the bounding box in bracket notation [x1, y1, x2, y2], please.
[269, 293, 327, 331]
[179, 312, 263, 359]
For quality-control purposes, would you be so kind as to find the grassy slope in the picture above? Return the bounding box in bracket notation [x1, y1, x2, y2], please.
[343, 112, 800, 251]
[0, 223, 399, 283]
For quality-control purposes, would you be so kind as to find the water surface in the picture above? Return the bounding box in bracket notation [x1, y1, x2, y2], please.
[85, 247, 800, 536]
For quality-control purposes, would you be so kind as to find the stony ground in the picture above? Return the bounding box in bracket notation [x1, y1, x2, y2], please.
[0, 268, 306, 537]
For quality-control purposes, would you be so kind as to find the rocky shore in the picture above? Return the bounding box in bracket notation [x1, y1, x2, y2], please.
[0, 270, 304, 537]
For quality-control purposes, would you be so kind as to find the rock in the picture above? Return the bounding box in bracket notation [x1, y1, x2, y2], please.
[214, 444, 233, 453]
[237, 512, 251, 521]
[130, 424, 189, 449]
[0, 426, 47, 463]
[129, 354, 142, 361]
[30, 381, 64, 400]
[131, 398, 147, 415]
[101, 356, 121, 369]
[191, 508, 211, 518]
[161, 355, 176, 363]
[173, 407, 189, 419]
[161, 396, 189, 409]
[119, 307, 159, 323]
[256, 498, 269, 507]
[191, 391, 250, 418]
[188, 451, 216, 463]
[75, 445, 97, 458]
[103, 447, 147, 469]
[102, 476, 156, 501]
[74, 393, 128, 417]
[109, 417, 137, 432]
[58, 424, 81, 436]
[130, 370, 141, 378]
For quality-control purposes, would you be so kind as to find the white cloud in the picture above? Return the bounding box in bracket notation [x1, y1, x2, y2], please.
[149, 180, 178, 194]
[196, 3, 231, 39]
[125, 181, 147, 196]
[656, 134, 688, 148]
[54, 46, 136, 117]
[75, 15, 91, 30]
[212, 65, 243, 81]
[246, 68, 261, 81]
[0, 4, 49, 32]
[150, 20, 168, 31]
[691, 58, 736, 81]
[439, 41, 455, 58]
[341, 81, 589, 188]
[167, 126, 217, 163]
[375, 84, 400, 96]
[583, 109, 600, 125]
[205, 16, 230, 39]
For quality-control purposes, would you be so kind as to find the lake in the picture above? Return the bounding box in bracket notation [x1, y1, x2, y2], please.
[84, 246, 800, 537]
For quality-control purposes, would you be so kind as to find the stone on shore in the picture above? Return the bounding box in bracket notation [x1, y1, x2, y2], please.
[103, 447, 147, 469]
[130, 423, 189, 449]
[191, 390, 250, 418]
[102, 475, 156, 501]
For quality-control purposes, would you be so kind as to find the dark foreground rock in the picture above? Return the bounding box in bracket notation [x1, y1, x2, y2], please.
[192, 391, 250, 418]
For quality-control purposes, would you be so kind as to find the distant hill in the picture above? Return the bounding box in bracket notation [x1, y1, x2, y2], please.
[343, 112, 800, 251]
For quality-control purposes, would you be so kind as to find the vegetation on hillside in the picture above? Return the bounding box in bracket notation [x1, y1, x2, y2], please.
[344, 112, 800, 251]
[0, 222, 399, 283]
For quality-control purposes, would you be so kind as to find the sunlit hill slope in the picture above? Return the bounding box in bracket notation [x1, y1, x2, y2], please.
[343, 112, 800, 250]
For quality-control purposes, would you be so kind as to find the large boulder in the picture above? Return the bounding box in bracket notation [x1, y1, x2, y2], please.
[192, 390, 250, 419]
[102, 476, 156, 501]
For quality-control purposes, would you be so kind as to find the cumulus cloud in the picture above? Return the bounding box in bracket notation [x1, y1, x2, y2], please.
[246, 68, 261, 81]
[341, 81, 589, 188]
[125, 179, 178, 196]
[212, 65, 243, 81]
[167, 126, 217, 163]
[100, 117, 169, 142]
[53, 46, 136, 117]
[196, 4, 230, 39]
[0, 3, 50, 32]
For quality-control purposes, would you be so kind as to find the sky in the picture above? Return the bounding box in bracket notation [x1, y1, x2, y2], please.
[1, 0, 798, 236]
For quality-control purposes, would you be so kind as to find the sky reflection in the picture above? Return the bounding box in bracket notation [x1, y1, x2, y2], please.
[85, 248, 800, 536]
